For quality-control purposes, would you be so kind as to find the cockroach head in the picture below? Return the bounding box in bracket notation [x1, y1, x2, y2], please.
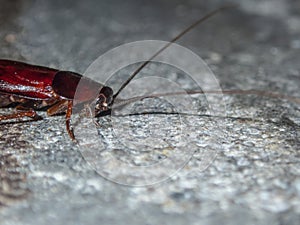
[95, 86, 113, 116]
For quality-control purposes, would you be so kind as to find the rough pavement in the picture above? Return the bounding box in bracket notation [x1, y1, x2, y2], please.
[0, 0, 300, 224]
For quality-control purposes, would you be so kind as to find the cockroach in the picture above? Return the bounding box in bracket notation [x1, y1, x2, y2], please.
[0, 5, 298, 140]
[0, 59, 112, 140]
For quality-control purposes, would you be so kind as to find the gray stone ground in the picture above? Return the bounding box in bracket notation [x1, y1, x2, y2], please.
[0, 0, 300, 224]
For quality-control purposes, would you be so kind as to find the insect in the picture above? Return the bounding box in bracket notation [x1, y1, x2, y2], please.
[0, 59, 113, 140]
[0, 5, 298, 140]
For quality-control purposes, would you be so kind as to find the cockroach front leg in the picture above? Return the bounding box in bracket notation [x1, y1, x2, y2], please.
[83, 103, 101, 127]
[47, 100, 75, 140]
[65, 100, 75, 140]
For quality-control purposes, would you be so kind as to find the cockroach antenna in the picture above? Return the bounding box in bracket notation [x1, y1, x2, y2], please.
[111, 4, 238, 105]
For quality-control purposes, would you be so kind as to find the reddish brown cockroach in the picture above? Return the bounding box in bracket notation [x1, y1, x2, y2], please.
[0, 58, 114, 140]
[0, 5, 298, 140]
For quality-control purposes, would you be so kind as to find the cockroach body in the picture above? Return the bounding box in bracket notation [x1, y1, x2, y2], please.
[0, 59, 113, 139]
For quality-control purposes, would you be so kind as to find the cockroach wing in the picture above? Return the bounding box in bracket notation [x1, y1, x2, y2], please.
[52, 71, 104, 103]
[0, 59, 58, 99]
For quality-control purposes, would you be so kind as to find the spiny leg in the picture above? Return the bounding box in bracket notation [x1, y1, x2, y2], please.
[47, 100, 68, 116]
[47, 100, 75, 140]
[0, 94, 15, 107]
[0, 96, 43, 123]
[65, 100, 75, 140]
[0, 108, 41, 121]
[83, 103, 101, 127]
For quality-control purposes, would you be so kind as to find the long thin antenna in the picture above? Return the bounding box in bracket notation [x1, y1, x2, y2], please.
[112, 89, 300, 110]
[112, 4, 237, 103]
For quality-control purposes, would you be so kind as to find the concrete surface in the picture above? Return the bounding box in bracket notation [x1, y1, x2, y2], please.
[0, 0, 300, 224]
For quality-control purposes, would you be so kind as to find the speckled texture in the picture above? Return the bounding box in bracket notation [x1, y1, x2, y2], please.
[0, 0, 300, 224]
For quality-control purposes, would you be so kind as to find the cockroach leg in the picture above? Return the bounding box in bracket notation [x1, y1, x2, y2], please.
[0, 109, 41, 122]
[0, 97, 42, 122]
[65, 100, 75, 140]
[46, 100, 75, 140]
[82, 103, 93, 118]
[83, 103, 101, 127]
[0, 94, 14, 107]
[46, 100, 68, 116]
